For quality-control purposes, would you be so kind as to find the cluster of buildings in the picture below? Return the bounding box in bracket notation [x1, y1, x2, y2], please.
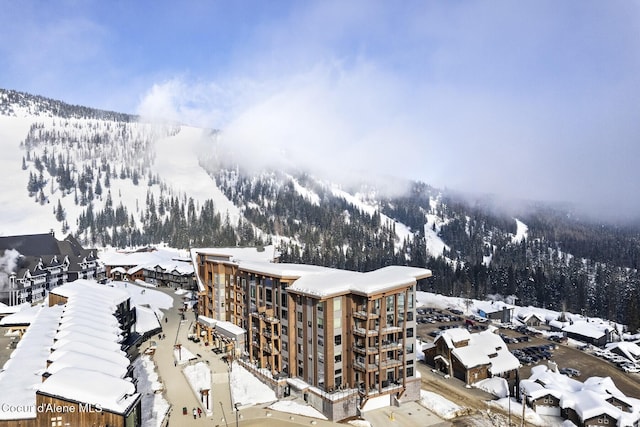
[521, 364, 640, 426]
[0, 232, 104, 308]
[191, 246, 432, 421]
[101, 246, 194, 290]
[476, 300, 620, 347]
[0, 280, 141, 427]
[2, 231, 637, 425]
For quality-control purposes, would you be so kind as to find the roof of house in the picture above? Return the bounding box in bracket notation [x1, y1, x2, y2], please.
[523, 365, 640, 425]
[563, 321, 613, 339]
[0, 278, 147, 420]
[605, 341, 640, 363]
[0, 305, 63, 420]
[437, 328, 520, 375]
[37, 367, 139, 414]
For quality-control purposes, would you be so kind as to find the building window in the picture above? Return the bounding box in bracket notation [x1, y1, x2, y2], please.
[318, 318, 324, 329]
[407, 311, 413, 322]
[281, 309, 288, 319]
[407, 367, 414, 377]
[386, 296, 394, 312]
[297, 312, 302, 322]
[334, 298, 341, 311]
[335, 354, 342, 363]
[298, 328, 303, 338]
[406, 328, 414, 338]
[282, 325, 288, 335]
[335, 376, 342, 387]
[334, 335, 342, 346]
[317, 302, 324, 312]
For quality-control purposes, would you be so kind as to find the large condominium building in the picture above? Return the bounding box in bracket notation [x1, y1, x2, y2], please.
[191, 247, 431, 421]
[0, 232, 105, 307]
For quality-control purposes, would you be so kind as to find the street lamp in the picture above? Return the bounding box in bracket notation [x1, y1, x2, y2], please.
[234, 402, 241, 427]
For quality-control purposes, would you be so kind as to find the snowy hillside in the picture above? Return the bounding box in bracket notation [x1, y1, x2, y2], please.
[2, 88, 640, 332]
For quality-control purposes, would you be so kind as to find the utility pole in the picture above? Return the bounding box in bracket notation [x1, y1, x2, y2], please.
[220, 401, 229, 427]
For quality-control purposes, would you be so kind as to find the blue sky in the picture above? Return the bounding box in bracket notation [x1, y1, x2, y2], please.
[1, 1, 639, 219]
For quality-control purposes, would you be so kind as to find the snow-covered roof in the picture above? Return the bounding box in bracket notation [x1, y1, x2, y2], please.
[45, 351, 129, 378]
[605, 341, 640, 363]
[287, 265, 432, 298]
[51, 279, 130, 306]
[440, 329, 520, 375]
[37, 368, 139, 414]
[47, 348, 130, 368]
[0, 303, 43, 325]
[524, 365, 640, 425]
[49, 341, 127, 363]
[563, 321, 612, 339]
[191, 245, 279, 264]
[53, 330, 123, 352]
[192, 246, 431, 296]
[0, 305, 63, 420]
[191, 246, 280, 291]
[198, 316, 246, 339]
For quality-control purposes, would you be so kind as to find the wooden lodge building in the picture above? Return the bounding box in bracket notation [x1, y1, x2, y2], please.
[191, 246, 431, 421]
[0, 232, 105, 307]
[0, 280, 141, 427]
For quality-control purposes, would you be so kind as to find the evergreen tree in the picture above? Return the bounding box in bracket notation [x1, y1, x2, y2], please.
[55, 199, 65, 222]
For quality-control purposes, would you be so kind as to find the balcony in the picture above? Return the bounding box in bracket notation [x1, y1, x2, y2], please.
[353, 359, 377, 371]
[353, 310, 379, 320]
[381, 341, 402, 351]
[353, 327, 378, 337]
[353, 344, 378, 355]
[379, 358, 403, 368]
[382, 325, 402, 334]
[262, 344, 278, 354]
[251, 311, 279, 324]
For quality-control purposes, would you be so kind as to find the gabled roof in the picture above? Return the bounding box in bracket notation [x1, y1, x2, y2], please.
[563, 321, 613, 339]
[37, 367, 139, 414]
[0, 233, 59, 256]
[438, 329, 520, 375]
[524, 365, 640, 425]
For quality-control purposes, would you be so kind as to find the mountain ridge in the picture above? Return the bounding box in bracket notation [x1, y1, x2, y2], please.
[1, 88, 639, 331]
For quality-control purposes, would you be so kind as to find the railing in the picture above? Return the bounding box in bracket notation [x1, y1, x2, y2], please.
[353, 327, 378, 337]
[353, 310, 380, 319]
[382, 325, 402, 334]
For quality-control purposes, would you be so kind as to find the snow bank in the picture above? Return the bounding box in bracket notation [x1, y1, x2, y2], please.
[419, 390, 468, 419]
[474, 377, 509, 398]
[267, 401, 328, 420]
[133, 355, 170, 427]
[230, 362, 277, 406]
[183, 362, 213, 415]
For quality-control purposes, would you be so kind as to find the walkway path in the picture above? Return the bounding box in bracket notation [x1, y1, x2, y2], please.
[149, 287, 445, 427]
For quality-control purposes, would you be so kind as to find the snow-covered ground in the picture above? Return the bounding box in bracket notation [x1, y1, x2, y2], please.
[229, 362, 277, 406]
[512, 218, 529, 243]
[174, 346, 197, 365]
[418, 390, 468, 419]
[183, 362, 213, 416]
[416, 290, 623, 332]
[152, 126, 241, 223]
[134, 355, 170, 427]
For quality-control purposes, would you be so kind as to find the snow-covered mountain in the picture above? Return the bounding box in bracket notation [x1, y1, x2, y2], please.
[2, 88, 639, 331]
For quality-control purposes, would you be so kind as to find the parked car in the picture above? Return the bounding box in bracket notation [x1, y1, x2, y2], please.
[622, 364, 640, 373]
[559, 367, 581, 377]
